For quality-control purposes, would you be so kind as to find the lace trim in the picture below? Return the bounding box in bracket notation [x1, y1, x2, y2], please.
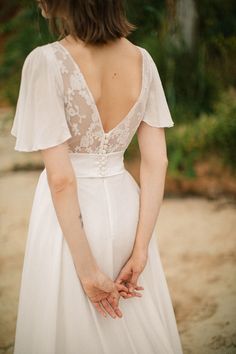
[50, 41, 150, 153]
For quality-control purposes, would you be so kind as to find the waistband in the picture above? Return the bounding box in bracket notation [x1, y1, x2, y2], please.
[68, 151, 125, 178]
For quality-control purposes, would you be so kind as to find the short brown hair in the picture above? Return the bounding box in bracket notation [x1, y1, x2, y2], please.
[38, 0, 136, 45]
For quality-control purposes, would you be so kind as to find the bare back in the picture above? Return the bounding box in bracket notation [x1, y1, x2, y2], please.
[11, 37, 174, 154]
[59, 36, 143, 134]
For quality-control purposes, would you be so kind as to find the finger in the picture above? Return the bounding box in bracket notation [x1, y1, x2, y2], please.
[107, 295, 123, 318]
[109, 291, 123, 315]
[120, 289, 140, 298]
[115, 282, 128, 290]
[114, 306, 123, 317]
[132, 291, 143, 297]
[135, 285, 144, 290]
[115, 269, 130, 284]
[123, 282, 144, 291]
[93, 302, 107, 318]
[130, 271, 139, 286]
[101, 299, 117, 319]
[119, 291, 133, 298]
[129, 272, 139, 292]
[104, 297, 122, 318]
[115, 283, 129, 293]
[118, 289, 130, 296]
[120, 290, 142, 299]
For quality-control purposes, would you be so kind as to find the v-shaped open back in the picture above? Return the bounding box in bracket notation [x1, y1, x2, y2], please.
[56, 41, 145, 135]
[11, 40, 174, 155]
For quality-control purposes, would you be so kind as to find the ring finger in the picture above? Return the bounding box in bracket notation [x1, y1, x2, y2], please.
[93, 302, 107, 318]
[100, 299, 117, 319]
[106, 294, 123, 317]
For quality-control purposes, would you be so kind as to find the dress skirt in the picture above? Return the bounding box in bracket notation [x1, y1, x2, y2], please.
[13, 152, 183, 354]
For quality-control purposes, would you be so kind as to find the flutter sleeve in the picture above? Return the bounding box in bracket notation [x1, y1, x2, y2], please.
[10, 45, 72, 151]
[142, 51, 174, 128]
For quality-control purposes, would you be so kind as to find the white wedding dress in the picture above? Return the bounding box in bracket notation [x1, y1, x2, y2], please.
[11, 41, 183, 354]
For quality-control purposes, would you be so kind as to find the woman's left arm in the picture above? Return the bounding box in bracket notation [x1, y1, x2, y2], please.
[40, 142, 128, 318]
[10, 46, 130, 318]
[41, 142, 98, 280]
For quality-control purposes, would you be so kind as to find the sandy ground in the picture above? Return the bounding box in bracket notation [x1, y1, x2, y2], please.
[0, 168, 236, 354]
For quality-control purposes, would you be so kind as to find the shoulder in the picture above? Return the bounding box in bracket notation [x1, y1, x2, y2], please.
[135, 45, 157, 72]
[22, 43, 57, 74]
[19, 42, 63, 93]
[135, 46, 158, 85]
[135, 45, 155, 63]
[144, 50, 158, 77]
[122, 38, 153, 63]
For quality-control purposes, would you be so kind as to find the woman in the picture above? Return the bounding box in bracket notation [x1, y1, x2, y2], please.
[11, 0, 183, 353]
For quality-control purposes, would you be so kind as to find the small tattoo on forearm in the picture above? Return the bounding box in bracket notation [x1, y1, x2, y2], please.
[79, 212, 84, 228]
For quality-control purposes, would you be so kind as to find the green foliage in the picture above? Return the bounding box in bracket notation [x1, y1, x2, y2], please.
[206, 89, 236, 166]
[0, 1, 54, 104]
[127, 0, 236, 123]
[167, 89, 236, 177]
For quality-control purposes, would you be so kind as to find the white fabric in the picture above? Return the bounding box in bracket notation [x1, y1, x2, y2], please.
[142, 51, 174, 128]
[11, 41, 173, 153]
[68, 151, 125, 178]
[11, 46, 72, 151]
[11, 42, 183, 354]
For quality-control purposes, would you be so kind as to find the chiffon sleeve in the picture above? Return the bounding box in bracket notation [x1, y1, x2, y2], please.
[142, 51, 174, 128]
[10, 45, 72, 152]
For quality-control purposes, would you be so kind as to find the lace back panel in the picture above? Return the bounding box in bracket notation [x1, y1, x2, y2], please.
[51, 42, 150, 154]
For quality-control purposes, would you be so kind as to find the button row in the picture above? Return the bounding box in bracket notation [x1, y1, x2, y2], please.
[97, 135, 109, 176]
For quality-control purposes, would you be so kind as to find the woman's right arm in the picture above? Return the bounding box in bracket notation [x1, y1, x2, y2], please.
[115, 122, 168, 294]
[132, 121, 169, 254]
[115, 51, 173, 296]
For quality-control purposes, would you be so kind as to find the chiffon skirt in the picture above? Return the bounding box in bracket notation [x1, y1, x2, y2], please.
[13, 152, 183, 354]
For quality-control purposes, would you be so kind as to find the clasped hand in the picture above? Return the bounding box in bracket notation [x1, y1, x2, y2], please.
[81, 251, 148, 319]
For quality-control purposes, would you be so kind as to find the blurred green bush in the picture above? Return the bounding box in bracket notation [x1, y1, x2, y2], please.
[0, 2, 53, 103]
[167, 88, 236, 176]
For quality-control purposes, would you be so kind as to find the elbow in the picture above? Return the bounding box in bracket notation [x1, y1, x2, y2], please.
[48, 173, 76, 193]
[163, 156, 169, 166]
[155, 155, 168, 169]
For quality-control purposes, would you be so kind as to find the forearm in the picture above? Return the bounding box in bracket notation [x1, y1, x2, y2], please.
[132, 158, 168, 254]
[49, 177, 99, 281]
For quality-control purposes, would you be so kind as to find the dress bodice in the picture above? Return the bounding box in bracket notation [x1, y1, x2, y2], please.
[51, 42, 149, 155]
[11, 41, 174, 155]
